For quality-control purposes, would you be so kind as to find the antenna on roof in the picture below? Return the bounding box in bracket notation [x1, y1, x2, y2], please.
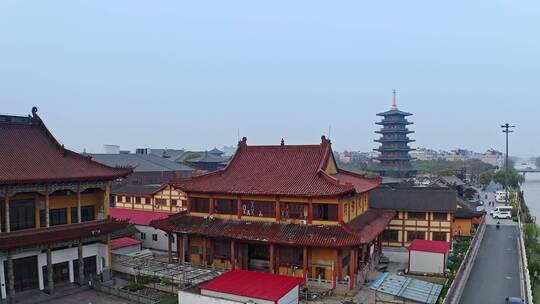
[392, 89, 398, 110]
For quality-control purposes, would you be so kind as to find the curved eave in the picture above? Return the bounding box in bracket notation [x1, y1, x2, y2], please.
[376, 121, 413, 125]
[374, 139, 416, 143]
[376, 110, 413, 117]
[375, 130, 415, 134]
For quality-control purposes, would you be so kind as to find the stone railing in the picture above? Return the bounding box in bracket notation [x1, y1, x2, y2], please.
[443, 218, 486, 304]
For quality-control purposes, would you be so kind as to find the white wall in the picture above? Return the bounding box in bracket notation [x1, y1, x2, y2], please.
[277, 286, 299, 304]
[135, 225, 177, 252]
[113, 244, 141, 255]
[0, 243, 108, 299]
[202, 290, 274, 304]
[409, 250, 445, 274]
[178, 291, 241, 304]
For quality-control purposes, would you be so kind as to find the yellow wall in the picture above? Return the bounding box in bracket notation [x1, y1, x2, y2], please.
[382, 211, 453, 247]
[453, 218, 473, 237]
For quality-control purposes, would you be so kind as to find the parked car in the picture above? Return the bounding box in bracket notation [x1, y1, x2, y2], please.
[493, 211, 512, 220]
[506, 296, 524, 304]
[491, 206, 513, 216]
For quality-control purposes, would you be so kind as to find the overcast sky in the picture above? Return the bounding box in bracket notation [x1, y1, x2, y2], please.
[1, 1, 539, 157]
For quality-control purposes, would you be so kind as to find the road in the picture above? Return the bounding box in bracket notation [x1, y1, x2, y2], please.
[460, 190, 522, 304]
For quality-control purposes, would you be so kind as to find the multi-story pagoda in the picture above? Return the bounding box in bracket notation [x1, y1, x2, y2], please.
[371, 91, 417, 178]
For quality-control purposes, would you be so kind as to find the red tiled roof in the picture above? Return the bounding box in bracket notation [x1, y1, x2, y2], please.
[331, 169, 381, 193]
[175, 137, 380, 197]
[111, 208, 170, 226]
[111, 237, 142, 250]
[151, 209, 395, 248]
[0, 109, 132, 185]
[0, 218, 129, 250]
[409, 239, 449, 254]
[200, 270, 303, 301]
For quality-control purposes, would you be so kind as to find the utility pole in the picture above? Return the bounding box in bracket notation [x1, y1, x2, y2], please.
[501, 123, 515, 206]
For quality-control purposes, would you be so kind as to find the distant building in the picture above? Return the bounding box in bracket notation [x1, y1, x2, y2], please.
[112, 183, 187, 213]
[149, 148, 229, 172]
[481, 148, 503, 168]
[370, 92, 417, 177]
[89, 152, 194, 185]
[410, 147, 439, 161]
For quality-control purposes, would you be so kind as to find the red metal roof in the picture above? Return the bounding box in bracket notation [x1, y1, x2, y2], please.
[409, 239, 449, 254]
[0, 218, 129, 250]
[0, 109, 132, 185]
[111, 237, 142, 250]
[151, 209, 395, 248]
[111, 208, 170, 226]
[200, 270, 303, 301]
[175, 137, 380, 197]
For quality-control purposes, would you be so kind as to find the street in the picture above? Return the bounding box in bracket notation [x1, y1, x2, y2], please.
[460, 190, 522, 304]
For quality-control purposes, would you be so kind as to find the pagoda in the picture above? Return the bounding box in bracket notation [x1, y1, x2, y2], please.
[371, 90, 417, 177]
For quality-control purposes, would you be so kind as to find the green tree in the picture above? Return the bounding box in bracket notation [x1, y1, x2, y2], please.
[493, 168, 525, 188]
[479, 171, 493, 187]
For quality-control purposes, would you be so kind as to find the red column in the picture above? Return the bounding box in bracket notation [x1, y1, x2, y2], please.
[349, 248, 356, 290]
[230, 240, 236, 269]
[209, 197, 214, 215]
[307, 199, 313, 224]
[236, 197, 242, 219]
[275, 246, 280, 274]
[338, 201, 343, 224]
[275, 197, 281, 221]
[270, 244, 275, 273]
[333, 249, 339, 289]
[186, 196, 192, 213]
[303, 247, 309, 282]
[202, 237, 207, 266]
[167, 234, 172, 263]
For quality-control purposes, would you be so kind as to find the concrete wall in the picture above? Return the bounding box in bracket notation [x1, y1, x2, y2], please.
[113, 244, 141, 255]
[178, 291, 240, 304]
[135, 225, 177, 252]
[202, 289, 274, 304]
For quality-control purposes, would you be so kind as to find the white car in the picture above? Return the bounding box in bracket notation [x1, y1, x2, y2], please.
[493, 211, 512, 219]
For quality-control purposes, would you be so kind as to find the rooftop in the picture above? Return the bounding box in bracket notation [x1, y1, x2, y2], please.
[111, 237, 142, 250]
[111, 184, 162, 196]
[111, 208, 170, 226]
[89, 153, 194, 173]
[409, 239, 449, 254]
[369, 187, 457, 212]
[176, 136, 380, 197]
[370, 273, 442, 304]
[0, 107, 131, 185]
[200, 270, 304, 302]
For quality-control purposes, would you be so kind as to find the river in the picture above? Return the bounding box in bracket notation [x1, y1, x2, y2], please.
[522, 172, 540, 222]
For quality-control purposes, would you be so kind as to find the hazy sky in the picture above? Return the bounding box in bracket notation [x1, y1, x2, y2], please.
[1, 1, 539, 156]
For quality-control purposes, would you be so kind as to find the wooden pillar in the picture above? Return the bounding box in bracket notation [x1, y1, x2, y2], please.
[47, 245, 54, 294]
[4, 188, 10, 232]
[78, 240, 84, 284]
[6, 251, 14, 300]
[209, 197, 214, 215]
[230, 240, 236, 269]
[151, 197, 155, 212]
[104, 182, 110, 217]
[269, 244, 275, 273]
[303, 247, 309, 281]
[332, 249, 338, 289]
[307, 198, 313, 224]
[186, 235, 191, 263]
[236, 197, 242, 219]
[169, 184, 173, 213]
[202, 237, 207, 266]
[275, 246, 280, 274]
[76, 183, 82, 224]
[275, 197, 281, 221]
[209, 239, 214, 266]
[176, 233, 183, 263]
[131, 195, 134, 209]
[349, 248, 356, 290]
[337, 201, 343, 224]
[167, 234, 173, 263]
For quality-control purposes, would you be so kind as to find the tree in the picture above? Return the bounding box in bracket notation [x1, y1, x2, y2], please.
[493, 168, 525, 188]
[479, 171, 493, 187]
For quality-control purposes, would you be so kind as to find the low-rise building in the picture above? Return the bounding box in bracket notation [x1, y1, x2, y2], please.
[369, 188, 456, 247]
[112, 183, 187, 213]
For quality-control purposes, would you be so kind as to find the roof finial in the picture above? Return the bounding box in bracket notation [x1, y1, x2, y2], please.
[280, 138, 285, 146]
[392, 89, 397, 110]
[32, 106, 38, 117]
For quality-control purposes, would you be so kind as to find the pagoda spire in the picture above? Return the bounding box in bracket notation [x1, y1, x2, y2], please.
[392, 89, 397, 110]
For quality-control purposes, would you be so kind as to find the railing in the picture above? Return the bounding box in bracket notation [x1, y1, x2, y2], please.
[518, 217, 534, 303]
[443, 218, 486, 304]
[90, 280, 160, 304]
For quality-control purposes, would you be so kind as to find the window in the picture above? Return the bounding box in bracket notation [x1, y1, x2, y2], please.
[152, 234, 158, 241]
[313, 204, 338, 221]
[407, 231, 425, 241]
[8, 200, 36, 231]
[433, 212, 447, 221]
[214, 199, 237, 215]
[171, 199, 177, 207]
[383, 229, 399, 242]
[241, 200, 275, 217]
[124, 196, 129, 203]
[213, 240, 231, 259]
[71, 206, 95, 223]
[433, 232, 447, 241]
[135, 197, 141, 205]
[281, 202, 307, 219]
[407, 212, 426, 220]
[191, 246, 202, 255]
[145, 197, 152, 205]
[41, 208, 67, 227]
[141, 232, 146, 240]
[191, 198, 210, 213]
[279, 246, 302, 267]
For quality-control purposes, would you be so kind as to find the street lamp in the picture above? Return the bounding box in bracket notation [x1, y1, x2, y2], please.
[501, 123, 515, 206]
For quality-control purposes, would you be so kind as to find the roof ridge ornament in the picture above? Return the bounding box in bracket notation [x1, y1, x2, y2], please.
[392, 89, 397, 110]
[32, 106, 38, 117]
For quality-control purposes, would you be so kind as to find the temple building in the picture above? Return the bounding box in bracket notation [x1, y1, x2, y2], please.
[151, 136, 395, 290]
[0, 108, 131, 301]
[370, 91, 417, 178]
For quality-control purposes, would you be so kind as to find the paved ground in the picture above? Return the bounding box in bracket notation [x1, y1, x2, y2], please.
[38, 289, 135, 304]
[460, 190, 522, 304]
